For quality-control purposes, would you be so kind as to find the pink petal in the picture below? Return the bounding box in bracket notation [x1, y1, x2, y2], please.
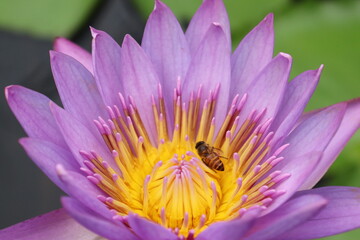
[265, 104, 346, 213]
[142, 0, 190, 131]
[50, 51, 106, 135]
[277, 187, 360, 240]
[280, 102, 346, 159]
[57, 168, 113, 221]
[300, 98, 360, 189]
[186, 0, 230, 53]
[230, 13, 274, 98]
[245, 194, 327, 240]
[127, 214, 178, 240]
[197, 208, 261, 240]
[120, 35, 160, 144]
[62, 197, 139, 240]
[263, 151, 322, 215]
[0, 209, 98, 240]
[19, 137, 79, 194]
[5, 85, 67, 148]
[238, 53, 292, 126]
[49, 102, 115, 169]
[271, 65, 323, 143]
[91, 27, 122, 106]
[182, 23, 231, 132]
[53, 37, 93, 74]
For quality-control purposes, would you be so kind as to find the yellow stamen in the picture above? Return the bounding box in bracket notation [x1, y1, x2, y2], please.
[81, 86, 290, 239]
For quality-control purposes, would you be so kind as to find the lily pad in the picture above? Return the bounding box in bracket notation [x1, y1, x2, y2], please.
[274, 0, 360, 110]
[0, 0, 98, 38]
[132, 0, 289, 36]
[273, 0, 360, 186]
[319, 228, 360, 240]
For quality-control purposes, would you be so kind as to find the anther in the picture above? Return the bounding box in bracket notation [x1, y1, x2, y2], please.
[106, 106, 116, 119]
[274, 143, 290, 156]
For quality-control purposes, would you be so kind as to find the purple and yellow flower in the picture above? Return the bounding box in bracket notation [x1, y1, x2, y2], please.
[2, 0, 360, 239]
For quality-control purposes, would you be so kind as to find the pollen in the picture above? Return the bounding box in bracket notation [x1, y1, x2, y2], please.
[79, 82, 290, 238]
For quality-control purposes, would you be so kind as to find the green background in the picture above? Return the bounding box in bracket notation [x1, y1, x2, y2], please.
[0, 0, 358, 238]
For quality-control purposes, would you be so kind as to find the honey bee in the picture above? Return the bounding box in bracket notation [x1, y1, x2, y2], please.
[195, 141, 225, 171]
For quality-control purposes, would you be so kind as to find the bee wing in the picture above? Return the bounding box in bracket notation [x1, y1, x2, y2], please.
[212, 147, 223, 154]
[212, 147, 228, 159]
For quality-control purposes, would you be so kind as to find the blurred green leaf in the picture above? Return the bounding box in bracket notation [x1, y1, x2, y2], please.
[225, 0, 289, 44]
[322, 131, 360, 186]
[318, 228, 360, 240]
[0, 0, 98, 38]
[134, 0, 359, 110]
[133, 0, 289, 38]
[274, 0, 360, 110]
[273, 0, 360, 191]
[274, 3, 360, 239]
[133, 0, 199, 22]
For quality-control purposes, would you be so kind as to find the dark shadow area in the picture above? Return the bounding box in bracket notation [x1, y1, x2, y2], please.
[0, 0, 145, 228]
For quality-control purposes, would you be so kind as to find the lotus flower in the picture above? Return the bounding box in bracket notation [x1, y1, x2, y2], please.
[2, 0, 360, 239]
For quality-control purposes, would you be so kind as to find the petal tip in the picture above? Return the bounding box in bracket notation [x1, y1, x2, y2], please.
[90, 26, 101, 38]
[48, 101, 61, 114]
[122, 34, 136, 47]
[154, 0, 165, 10]
[264, 13, 274, 24]
[49, 50, 57, 58]
[204, 0, 222, 4]
[212, 21, 221, 27]
[278, 52, 292, 61]
[4, 85, 15, 100]
[274, 52, 293, 67]
[4, 85, 26, 102]
[317, 64, 324, 74]
[56, 164, 67, 177]
[53, 37, 68, 51]
[313, 64, 325, 79]
[209, 22, 226, 34]
[18, 137, 29, 146]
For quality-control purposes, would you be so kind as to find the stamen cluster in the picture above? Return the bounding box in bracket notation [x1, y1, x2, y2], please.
[79, 83, 290, 238]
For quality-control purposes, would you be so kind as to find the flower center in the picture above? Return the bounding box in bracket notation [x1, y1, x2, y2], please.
[79, 83, 290, 238]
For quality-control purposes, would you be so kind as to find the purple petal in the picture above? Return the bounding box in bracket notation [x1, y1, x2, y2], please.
[300, 98, 360, 189]
[142, 0, 191, 131]
[0, 209, 98, 240]
[49, 102, 115, 169]
[280, 102, 346, 159]
[57, 167, 113, 220]
[53, 37, 93, 74]
[238, 53, 292, 126]
[91, 27, 122, 106]
[19, 137, 79, 194]
[186, 0, 230, 53]
[62, 197, 139, 240]
[50, 51, 106, 134]
[5, 85, 67, 148]
[120, 35, 160, 144]
[245, 194, 327, 240]
[277, 187, 360, 240]
[264, 104, 347, 213]
[182, 24, 231, 132]
[262, 151, 322, 215]
[127, 214, 178, 240]
[271, 65, 323, 142]
[197, 208, 261, 240]
[230, 13, 274, 98]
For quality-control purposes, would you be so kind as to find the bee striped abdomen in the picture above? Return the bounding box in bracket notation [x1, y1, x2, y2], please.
[203, 154, 224, 171]
[195, 141, 225, 171]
